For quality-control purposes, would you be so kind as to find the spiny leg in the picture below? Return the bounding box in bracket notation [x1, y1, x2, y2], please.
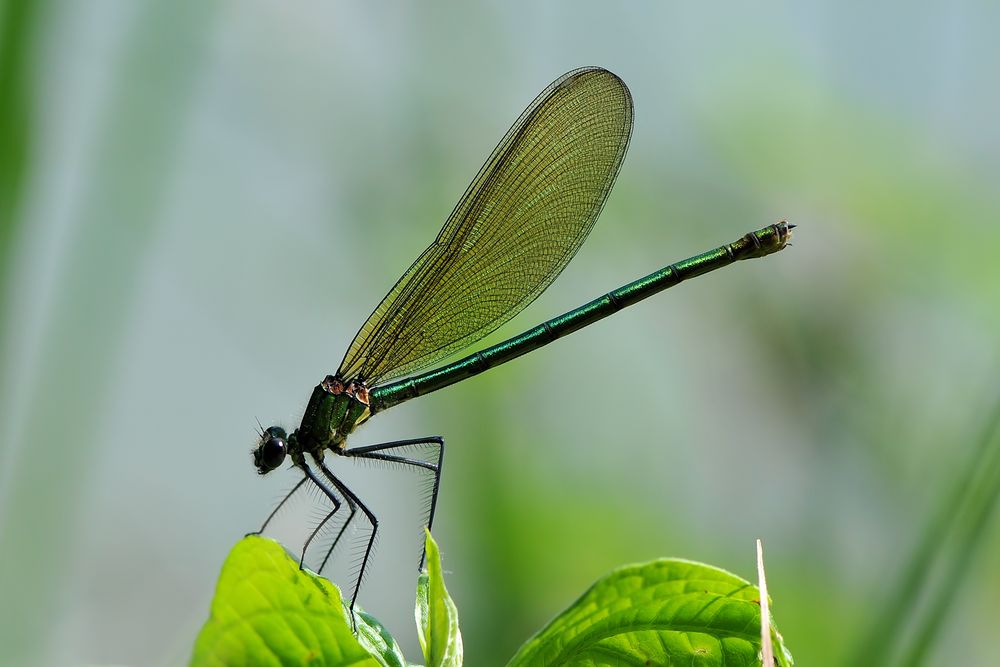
[317, 493, 358, 574]
[249, 475, 309, 536]
[300, 491, 343, 571]
[315, 460, 378, 620]
[343, 436, 445, 569]
[298, 463, 343, 570]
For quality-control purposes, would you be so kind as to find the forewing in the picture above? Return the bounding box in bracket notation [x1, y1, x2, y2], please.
[338, 67, 633, 385]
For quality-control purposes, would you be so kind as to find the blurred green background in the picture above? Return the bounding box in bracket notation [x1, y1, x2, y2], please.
[1, 2, 999, 665]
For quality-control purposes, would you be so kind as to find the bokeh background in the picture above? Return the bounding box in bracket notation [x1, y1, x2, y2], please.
[1, 2, 999, 665]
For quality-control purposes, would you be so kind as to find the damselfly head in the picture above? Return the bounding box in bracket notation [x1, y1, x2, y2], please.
[253, 426, 288, 474]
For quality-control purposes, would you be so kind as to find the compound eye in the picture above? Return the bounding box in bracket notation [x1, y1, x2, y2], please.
[262, 436, 286, 470]
[256, 435, 287, 472]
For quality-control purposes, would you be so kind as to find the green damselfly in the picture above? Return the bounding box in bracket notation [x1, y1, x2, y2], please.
[251, 67, 792, 612]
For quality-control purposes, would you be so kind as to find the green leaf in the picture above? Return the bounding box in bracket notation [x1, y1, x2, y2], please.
[415, 530, 463, 667]
[506, 558, 793, 667]
[190, 535, 408, 667]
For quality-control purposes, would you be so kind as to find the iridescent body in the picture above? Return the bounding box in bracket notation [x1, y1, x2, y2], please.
[250, 67, 792, 616]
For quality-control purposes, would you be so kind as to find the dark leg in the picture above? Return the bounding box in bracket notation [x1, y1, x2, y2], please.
[248, 475, 309, 536]
[300, 486, 343, 570]
[343, 436, 445, 569]
[316, 494, 357, 574]
[315, 460, 379, 621]
[298, 463, 344, 570]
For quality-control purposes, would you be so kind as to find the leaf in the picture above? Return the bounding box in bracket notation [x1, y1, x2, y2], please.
[506, 558, 793, 667]
[190, 536, 408, 667]
[415, 530, 463, 667]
